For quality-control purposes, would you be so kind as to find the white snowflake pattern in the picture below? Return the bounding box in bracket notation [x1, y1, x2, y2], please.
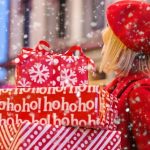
[61, 69, 77, 86]
[46, 55, 54, 65]
[62, 56, 79, 63]
[78, 66, 87, 74]
[79, 80, 88, 86]
[18, 78, 31, 87]
[29, 63, 50, 84]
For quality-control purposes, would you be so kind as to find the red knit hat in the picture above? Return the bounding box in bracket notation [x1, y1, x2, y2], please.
[107, 0, 150, 54]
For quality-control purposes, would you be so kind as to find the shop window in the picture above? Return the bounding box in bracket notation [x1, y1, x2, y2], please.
[91, 0, 105, 30]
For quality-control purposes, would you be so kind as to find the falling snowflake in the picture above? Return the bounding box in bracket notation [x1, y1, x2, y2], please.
[29, 63, 50, 84]
[18, 78, 31, 87]
[61, 69, 77, 86]
[46, 55, 54, 65]
[62, 56, 79, 63]
[128, 12, 133, 18]
[78, 66, 87, 74]
[79, 80, 88, 86]
[146, 6, 150, 11]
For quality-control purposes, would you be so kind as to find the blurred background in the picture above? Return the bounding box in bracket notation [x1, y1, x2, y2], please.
[0, 0, 150, 87]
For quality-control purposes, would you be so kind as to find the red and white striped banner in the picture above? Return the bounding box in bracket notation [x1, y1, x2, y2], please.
[8, 122, 121, 150]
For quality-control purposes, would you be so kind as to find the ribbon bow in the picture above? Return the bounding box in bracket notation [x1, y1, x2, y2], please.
[15, 40, 53, 64]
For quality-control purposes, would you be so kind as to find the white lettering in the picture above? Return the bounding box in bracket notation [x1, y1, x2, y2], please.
[86, 100, 94, 110]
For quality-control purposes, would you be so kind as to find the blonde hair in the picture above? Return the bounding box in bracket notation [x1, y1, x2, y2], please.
[99, 27, 150, 76]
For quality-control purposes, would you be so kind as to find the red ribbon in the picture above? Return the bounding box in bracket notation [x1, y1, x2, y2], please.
[15, 40, 53, 64]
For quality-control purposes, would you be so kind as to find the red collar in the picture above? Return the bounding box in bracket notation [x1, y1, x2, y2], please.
[105, 72, 149, 97]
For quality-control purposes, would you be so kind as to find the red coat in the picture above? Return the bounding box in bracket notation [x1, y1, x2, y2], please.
[105, 72, 150, 150]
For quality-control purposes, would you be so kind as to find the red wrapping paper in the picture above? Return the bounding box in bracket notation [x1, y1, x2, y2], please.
[0, 122, 121, 150]
[0, 123, 21, 150]
[0, 86, 118, 130]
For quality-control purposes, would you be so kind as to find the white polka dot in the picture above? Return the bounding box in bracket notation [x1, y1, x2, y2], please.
[88, 136, 91, 140]
[77, 147, 82, 150]
[34, 131, 38, 135]
[73, 136, 77, 140]
[84, 140, 88, 144]
[94, 130, 98, 133]
[77, 133, 80, 137]
[108, 146, 111, 149]
[50, 131, 53, 135]
[27, 139, 31, 143]
[70, 140, 74, 144]
[15, 58, 20, 63]
[67, 144, 71, 148]
[55, 125, 59, 128]
[34, 146, 39, 150]
[30, 135, 34, 139]
[110, 142, 113, 145]
[42, 138, 46, 143]
[113, 138, 117, 142]
[52, 128, 56, 131]
[19, 147, 23, 150]
[38, 126, 42, 131]
[46, 134, 51, 139]
[58, 66, 60, 71]
[116, 135, 120, 139]
[81, 143, 85, 148]
[38, 142, 42, 147]
[23, 143, 27, 147]
[91, 133, 94, 137]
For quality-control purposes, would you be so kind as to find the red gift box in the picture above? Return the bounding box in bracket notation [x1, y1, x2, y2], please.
[0, 122, 121, 150]
[15, 42, 95, 88]
[0, 86, 118, 130]
[60, 46, 95, 86]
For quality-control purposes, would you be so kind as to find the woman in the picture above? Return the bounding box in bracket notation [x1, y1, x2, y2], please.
[100, 0, 150, 150]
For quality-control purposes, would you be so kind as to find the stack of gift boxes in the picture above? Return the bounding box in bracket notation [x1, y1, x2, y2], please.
[0, 41, 121, 150]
